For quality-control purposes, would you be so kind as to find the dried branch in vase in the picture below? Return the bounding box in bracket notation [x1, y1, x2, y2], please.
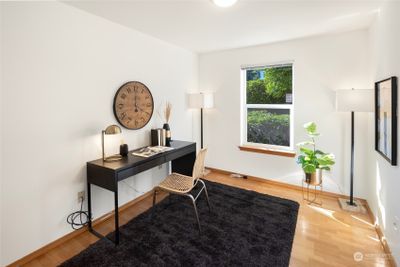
[164, 102, 172, 123]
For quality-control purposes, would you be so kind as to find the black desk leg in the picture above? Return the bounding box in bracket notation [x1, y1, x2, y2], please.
[87, 182, 92, 230]
[114, 189, 119, 245]
[86, 182, 120, 245]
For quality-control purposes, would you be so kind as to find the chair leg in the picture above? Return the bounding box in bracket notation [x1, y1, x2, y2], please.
[199, 179, 211, 212]
[186, 194, 201, 232]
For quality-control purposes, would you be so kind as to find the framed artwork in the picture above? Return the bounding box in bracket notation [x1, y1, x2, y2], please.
[375, 76, 397, 165]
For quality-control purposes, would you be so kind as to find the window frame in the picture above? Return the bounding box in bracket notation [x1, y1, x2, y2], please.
[240, 62, 295, 151]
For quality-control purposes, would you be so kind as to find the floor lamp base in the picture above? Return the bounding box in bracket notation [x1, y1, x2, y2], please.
[338, 198, 366, 214]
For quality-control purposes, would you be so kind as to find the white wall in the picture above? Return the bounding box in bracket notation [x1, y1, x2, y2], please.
[199, 30, 371, 196]
[0, 2, 198, 265]
[367, 2, 400, 264]
[0, 2, 3, 264]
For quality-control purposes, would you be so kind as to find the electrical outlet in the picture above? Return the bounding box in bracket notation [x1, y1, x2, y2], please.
[78, 191, 85, 202]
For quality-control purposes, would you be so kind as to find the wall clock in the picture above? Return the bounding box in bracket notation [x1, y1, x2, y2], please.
[113, 81, 154, 129]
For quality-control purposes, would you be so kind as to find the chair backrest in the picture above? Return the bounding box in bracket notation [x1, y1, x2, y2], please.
[192, 148, 207, 183]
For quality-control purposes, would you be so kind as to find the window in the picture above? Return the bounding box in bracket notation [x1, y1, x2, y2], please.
[241, 63, 294, 150]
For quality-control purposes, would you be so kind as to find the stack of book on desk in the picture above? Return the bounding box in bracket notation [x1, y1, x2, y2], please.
[132, 146, 174, 158]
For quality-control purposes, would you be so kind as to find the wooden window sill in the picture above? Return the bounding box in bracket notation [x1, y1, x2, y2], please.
[238, 145, 296, 158]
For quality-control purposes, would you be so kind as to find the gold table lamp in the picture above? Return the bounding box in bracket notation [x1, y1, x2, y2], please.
[102, 125, 123, 162]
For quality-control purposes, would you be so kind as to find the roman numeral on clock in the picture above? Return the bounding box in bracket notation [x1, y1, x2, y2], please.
[120, 112, 126, 120]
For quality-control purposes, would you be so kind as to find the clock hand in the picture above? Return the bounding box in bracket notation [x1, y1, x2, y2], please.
[137, 106, 150, 115]
[134, 94, 138, 112]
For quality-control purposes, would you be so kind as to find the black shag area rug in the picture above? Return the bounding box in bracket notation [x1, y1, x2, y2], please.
[61, 180, 299, 267]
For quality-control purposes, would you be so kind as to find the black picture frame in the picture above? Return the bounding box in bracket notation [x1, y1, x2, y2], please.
[375, 76, 397, 166]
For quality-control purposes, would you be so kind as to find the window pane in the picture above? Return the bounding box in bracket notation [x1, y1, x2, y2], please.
[247, 108, 290, 146]
[246, 66, 292, 104]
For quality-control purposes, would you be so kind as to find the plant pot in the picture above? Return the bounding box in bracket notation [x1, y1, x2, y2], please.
[305, 169, 323, 185]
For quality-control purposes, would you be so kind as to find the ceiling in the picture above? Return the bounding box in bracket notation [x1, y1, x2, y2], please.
[65, 0, 381, 53]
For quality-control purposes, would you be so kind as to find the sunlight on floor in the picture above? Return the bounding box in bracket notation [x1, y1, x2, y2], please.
[300, 218, 309, 234]
[368, 235, 380, 242]
[351, 215, 375, 227]
[307, 205, 350, 228]
[376, 162, 386, 229]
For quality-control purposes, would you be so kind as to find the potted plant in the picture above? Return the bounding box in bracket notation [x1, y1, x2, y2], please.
[296, 122, 335, 185]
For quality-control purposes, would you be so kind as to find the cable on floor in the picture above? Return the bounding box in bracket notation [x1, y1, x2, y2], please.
[67, 197, 89, 230]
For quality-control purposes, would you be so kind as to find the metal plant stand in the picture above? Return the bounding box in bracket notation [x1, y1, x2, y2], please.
[302, 179, 323, 205]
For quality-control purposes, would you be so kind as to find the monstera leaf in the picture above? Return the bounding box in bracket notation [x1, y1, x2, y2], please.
[296, 141, 315, 147]
[304, 122, 320, 137]
[317, 153, 335, 170]
[300, 147, 314, 156]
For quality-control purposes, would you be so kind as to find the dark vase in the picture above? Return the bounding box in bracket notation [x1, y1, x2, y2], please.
[120, 144, 129, 157]
[163, 123, 171, 146]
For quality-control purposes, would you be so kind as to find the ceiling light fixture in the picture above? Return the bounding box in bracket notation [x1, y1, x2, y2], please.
[212, 0, 238, 8]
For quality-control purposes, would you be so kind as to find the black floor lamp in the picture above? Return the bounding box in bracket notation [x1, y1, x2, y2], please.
[188, 92, 214, 149]
[336, 89, 373, 212]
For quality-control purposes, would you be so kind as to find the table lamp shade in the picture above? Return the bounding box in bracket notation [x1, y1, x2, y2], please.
[104, 125, 122, 135]
[188, 92, 214, 109]
[336, 89, 374, 112]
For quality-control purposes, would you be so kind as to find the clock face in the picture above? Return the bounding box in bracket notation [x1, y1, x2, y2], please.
[113, 81, 154, 129]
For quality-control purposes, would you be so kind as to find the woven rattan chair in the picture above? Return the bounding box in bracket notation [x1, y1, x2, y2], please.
[152, 148, 210, 231]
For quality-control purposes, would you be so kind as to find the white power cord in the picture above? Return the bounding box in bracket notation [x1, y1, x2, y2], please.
[122, 180, 146, 195]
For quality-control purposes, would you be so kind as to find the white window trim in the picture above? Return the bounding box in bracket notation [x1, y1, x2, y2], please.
[240, 62, 294, 151]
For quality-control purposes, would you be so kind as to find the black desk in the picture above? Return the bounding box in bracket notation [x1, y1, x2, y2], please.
[86, 140, 196, 244]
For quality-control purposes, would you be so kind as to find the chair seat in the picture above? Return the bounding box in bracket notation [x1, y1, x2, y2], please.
[158, 173, 194, 194]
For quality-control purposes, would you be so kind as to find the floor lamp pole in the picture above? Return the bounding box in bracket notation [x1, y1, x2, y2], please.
[200, 107, 204, 149]
[348, 111, 356, 206]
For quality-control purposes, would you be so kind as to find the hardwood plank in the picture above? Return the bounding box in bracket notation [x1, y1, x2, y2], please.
[206, 166, 368, 201]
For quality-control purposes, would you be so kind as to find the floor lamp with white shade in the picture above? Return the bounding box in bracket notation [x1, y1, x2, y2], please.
[336, 89, 373, 212]
[188, 92, 214, 149]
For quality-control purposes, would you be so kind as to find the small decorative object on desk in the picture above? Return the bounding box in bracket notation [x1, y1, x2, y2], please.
[119, 141, 129, 157]
[296, 122, 335, 204]
[151, 128, 166, 146]
[163, 101, 172, 146]
[163, 123, 171, 146]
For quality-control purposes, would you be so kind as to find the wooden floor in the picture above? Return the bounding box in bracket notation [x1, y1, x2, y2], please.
[20, 171, 391, 267]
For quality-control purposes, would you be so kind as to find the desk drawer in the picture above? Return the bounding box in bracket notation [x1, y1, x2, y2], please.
[165, 145, 195, 162]
[117, 155, 165, 181]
